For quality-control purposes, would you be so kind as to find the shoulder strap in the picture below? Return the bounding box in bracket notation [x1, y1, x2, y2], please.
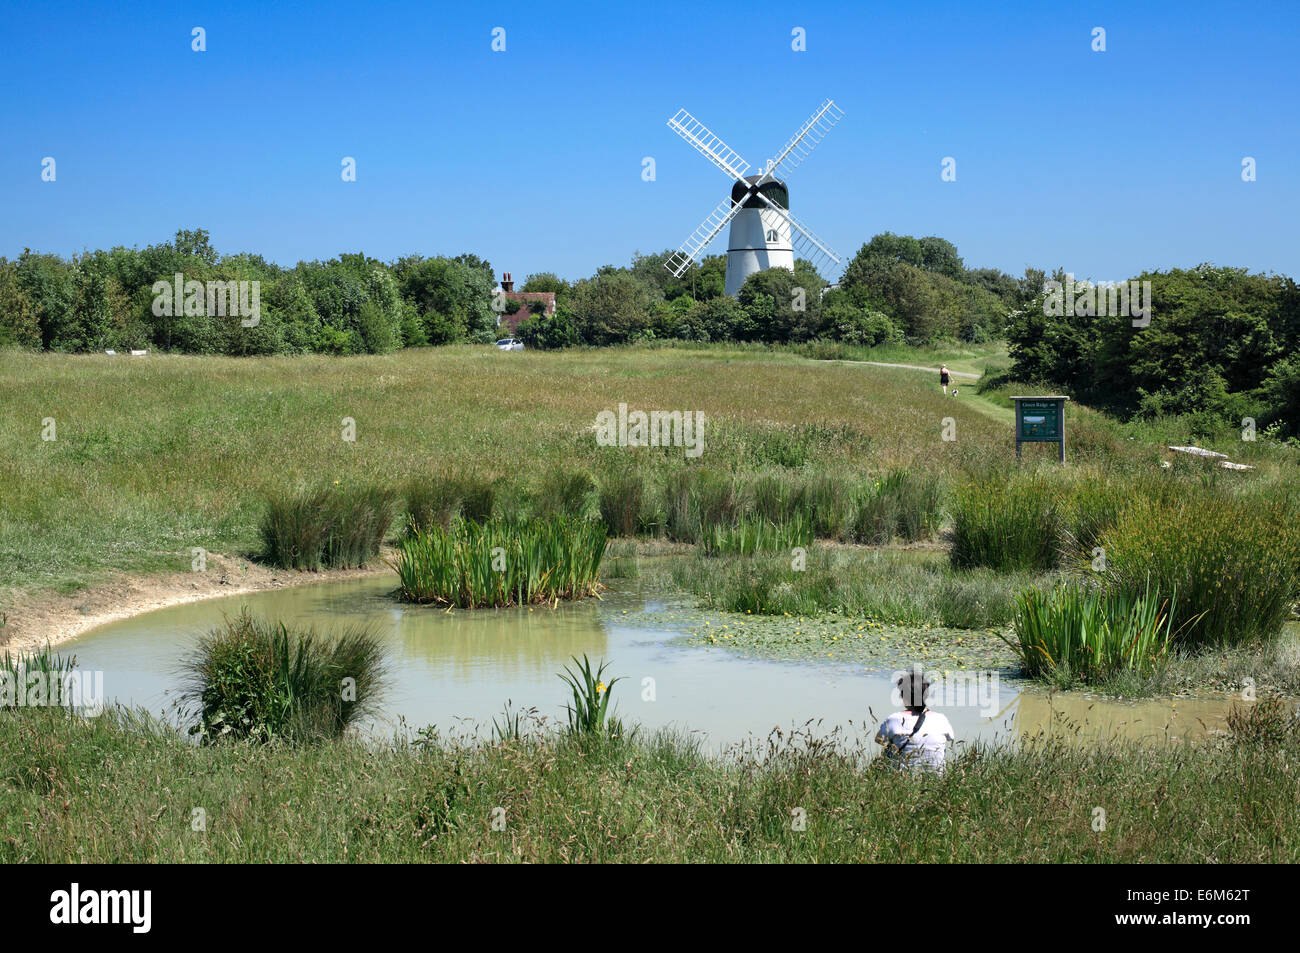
[898, 710, 927, 751]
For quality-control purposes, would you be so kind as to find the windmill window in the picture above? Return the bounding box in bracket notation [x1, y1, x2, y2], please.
[765, 229, 778, 242]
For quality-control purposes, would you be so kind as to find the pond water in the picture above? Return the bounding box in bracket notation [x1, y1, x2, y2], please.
[62, 573, 1239, 751]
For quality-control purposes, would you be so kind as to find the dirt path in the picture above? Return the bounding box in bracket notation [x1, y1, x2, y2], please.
[828, 359, 981, 379]
[812, 358, 1014, 423]
[1, 553, 393, 654]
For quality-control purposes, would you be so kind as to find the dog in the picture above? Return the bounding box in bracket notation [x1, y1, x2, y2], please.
[951, 386, 959, 397]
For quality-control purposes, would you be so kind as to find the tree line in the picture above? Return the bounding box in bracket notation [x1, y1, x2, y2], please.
[4, 227, 1294, 436]
[1004, 264, 1300, 437]
[514, 232, 1033, 350]
[0, 229, 1032, 357]
[0, 229, 499, 355]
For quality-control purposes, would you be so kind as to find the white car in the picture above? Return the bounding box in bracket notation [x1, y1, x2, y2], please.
[495, 338, 524, 351]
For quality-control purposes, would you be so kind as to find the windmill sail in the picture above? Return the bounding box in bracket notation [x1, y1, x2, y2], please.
[666, 195, 746, 277]
[753, 191, 842, 274]
[765, 99, 844, 179]
[663, 99, 843, 287]
[666, 109, 751, 184]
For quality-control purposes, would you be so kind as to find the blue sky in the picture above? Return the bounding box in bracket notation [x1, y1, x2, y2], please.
[3, 0, 1297, 283]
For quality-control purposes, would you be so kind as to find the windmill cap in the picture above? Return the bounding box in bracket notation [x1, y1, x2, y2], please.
[731, 175, 789, 209]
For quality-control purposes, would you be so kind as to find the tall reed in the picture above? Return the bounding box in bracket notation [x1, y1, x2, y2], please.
[403, 471, 495, 535]
[701, 515, 814, 557]
[1099, 493, 1300, 649]
[391, 516, 607, 607]
[1005, 581, 1177, 685]
[0, 647, 78, 709]
[950, 474, 1061, 571]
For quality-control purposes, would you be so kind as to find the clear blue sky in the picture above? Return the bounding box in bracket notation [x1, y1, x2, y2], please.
[3, 0, 1297, 284]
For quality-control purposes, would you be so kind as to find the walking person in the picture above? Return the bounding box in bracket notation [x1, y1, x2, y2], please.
[939, 363, 951, 395]
[875, 667, 955, 772]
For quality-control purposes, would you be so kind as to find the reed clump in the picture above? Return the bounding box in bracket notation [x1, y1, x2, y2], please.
[950, 473, 1062, 572]
[391, 516, 607, 608]
[1098, 493, 1300, 649]
[403, 471, 496, 535]
[1005, 581, 1178, 686]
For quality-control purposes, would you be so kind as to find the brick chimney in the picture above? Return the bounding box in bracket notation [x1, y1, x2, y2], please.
[501, 272, 514, 293]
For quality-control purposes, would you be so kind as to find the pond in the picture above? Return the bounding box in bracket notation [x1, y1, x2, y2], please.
[62, 573, 1239, 751]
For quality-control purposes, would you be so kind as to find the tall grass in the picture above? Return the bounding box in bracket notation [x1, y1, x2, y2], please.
[662, 469, 743, 543]
[598, 467, 651, 536]
[180, 610, 387, 743]
[701, 515, 813, 557]
[950, 473, 1061, 571]
[850, 469, 944, 544]
[403, 471, 495, 535]
[671, 550, 1037, 627]
[7, 704, 1300, 862]
[1005, 581, 1178, 686]
[259, 484, 396, 570]
[1099, 494, 1300, 649]
[390, 516, 607, 607]
[536, 467, 597, 520]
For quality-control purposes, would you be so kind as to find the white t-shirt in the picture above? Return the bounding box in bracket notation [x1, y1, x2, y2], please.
[875, 709, 955, 771]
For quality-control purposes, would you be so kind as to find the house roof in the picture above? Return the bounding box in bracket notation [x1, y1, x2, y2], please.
[496, 291, 556, 333]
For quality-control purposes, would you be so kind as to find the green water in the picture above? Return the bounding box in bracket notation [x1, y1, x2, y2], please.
[63, 573, 1238, 748]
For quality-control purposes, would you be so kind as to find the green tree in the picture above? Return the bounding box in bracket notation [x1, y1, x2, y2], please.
[566, 272, 660, 345]
[0, 259, 41, 348]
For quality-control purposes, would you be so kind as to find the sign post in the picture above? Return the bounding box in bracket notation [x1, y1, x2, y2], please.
[1011, 396, 1068, 464]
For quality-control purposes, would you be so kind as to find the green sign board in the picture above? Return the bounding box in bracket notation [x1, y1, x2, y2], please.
[1011, 396, 1069, 463]
[1017, 399, 1062, 442]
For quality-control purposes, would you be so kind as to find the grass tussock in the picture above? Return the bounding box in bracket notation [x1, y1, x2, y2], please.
[180, 609, 387, 744]
[950, 473, 1062, 572]
[402, 471, 496, 535]
[259, 484, 396, 570]
[1098, 494, 1300, 649]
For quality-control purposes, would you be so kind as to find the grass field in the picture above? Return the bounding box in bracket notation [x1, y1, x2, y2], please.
[2, 706, 1297, 863]
[0, 345, 1009, 597]
[3, 342, 1300, 864]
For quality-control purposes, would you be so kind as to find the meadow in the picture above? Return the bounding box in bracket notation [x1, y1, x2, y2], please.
[3, 342, 1300, 864]
[0, 344, 1007, 596]
[2, 343, 1299, 694]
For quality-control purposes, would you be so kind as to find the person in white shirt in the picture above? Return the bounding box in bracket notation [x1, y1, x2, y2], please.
[875, 669, 955, 771]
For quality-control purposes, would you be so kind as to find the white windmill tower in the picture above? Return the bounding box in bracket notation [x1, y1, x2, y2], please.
[665, 99, 845, 297]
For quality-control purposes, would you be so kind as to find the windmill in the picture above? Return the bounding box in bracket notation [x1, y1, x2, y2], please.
[664, 99, 845, 297]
